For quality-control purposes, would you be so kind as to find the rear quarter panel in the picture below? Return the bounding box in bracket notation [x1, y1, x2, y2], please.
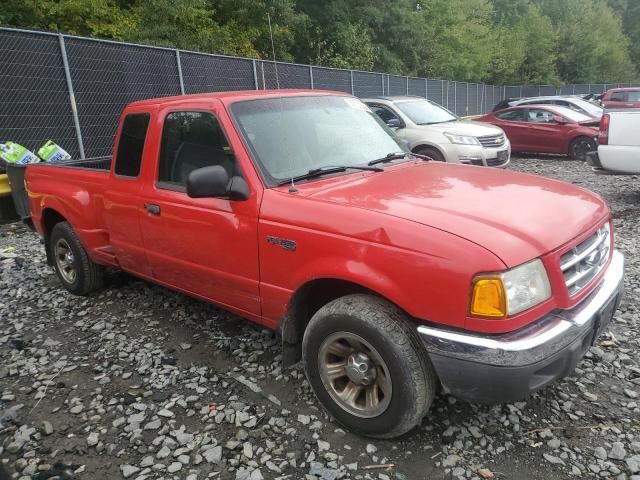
[26, 165, 112, 263]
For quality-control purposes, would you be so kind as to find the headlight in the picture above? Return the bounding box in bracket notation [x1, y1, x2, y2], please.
[444, 133, 480, 145]
[470, 259, 551, 318]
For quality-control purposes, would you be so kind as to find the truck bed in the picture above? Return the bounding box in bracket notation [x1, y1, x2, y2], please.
[595, 110, 640, 174]
[30, 156, 112, 171]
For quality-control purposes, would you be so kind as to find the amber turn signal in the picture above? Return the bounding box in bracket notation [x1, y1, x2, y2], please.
[470, 277, 507, 318]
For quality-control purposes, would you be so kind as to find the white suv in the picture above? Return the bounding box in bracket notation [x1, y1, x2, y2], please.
[363, 96, 510, 167]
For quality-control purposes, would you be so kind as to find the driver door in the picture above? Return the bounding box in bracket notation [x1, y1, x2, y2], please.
[525, 108, 567, 153]
[138, 105, 261, 316]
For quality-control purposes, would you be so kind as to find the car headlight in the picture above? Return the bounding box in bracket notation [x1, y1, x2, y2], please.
[469, 259, 551, 318]
[444, 133, 480, 145]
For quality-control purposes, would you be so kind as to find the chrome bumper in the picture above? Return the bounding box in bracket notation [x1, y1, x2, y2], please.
[417, 250, 624, 367]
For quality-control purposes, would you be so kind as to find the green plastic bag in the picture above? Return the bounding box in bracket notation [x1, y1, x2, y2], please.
[0, 142, 39, 165]
[37, 140, 71, 163]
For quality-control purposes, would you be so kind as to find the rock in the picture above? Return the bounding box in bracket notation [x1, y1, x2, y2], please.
[167, 462, 182, 473]
[120, 465, 140, 478]
[157, 409, 174, 418]
[624, 389, 638, 399]
[203, 446, 222, 464]
[156, 445, 171, 459]
[297, 414, 311, 425]
[547, 439, 561, 450]
[366, 443, 378, 455]
[243, 442, 253, 459]
[309, 462, 339, 480]
[626, 456, 640, 473]
[595, 447, 608, 460]
[442, 454, 461, 467]
[543, 453, 565, 466]
[87, 432, 99, 447]
[610, 442, 627, 460]
[317, 440, 330, 452]
[40, 421, 53, 436]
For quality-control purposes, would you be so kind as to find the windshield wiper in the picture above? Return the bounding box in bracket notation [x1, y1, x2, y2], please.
[276, 165, 383, 186]
[368, 151, 432, 166]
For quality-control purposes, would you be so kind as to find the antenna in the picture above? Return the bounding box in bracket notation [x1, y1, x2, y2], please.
[267, 13, 281, 91]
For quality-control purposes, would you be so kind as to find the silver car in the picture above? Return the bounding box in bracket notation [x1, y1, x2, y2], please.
[495, 95, 603, 120]
[363, 96, 511, 167]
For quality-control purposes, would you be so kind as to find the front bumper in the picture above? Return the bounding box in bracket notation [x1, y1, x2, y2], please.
[441, 142, 511, 168]
[417, 250, 624, 404]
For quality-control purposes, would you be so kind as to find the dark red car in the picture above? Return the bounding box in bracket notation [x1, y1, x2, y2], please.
[477, 105, 599, 159]
[601, 87, 640, 109]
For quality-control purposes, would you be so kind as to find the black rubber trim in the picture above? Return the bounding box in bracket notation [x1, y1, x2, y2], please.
[428, 325, 594, 404]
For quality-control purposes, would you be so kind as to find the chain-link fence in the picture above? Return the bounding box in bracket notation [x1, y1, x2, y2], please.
[2, 26, 639, 160]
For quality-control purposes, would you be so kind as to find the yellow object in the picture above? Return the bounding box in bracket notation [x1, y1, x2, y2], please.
[470, 277, 506, 318]
[0, 174, 11, 197]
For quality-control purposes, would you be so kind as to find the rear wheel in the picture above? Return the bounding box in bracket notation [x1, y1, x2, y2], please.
[302, 294, 437, 438]
[569, 136, 596, 160]
[414, 146, 445, 162]
[50, 222, 104, 296]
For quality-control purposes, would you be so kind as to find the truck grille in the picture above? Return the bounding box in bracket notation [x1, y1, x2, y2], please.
[560, 223, 610, 296]
[477, 133, 506, 149]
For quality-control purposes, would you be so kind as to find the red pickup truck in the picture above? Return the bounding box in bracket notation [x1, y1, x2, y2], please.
[601, 87, 640, 109]
[26, 90, 624, 438]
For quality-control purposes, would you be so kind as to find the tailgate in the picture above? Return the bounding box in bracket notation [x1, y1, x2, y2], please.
[609, 112, 640, 146]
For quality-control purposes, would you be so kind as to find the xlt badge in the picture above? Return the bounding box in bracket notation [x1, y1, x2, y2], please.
[266, 236, 297, 252]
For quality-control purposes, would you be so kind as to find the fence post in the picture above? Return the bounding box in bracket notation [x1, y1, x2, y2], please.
[454, 82, 457, 115]
[261, 62, 266, 90]
[58, 34, 85, 159]
[350, 70, 355, 95]
[406, 76, 409, 95]
[252, 59, 259, 90]
[425, 78, 428, 99]
[176, 50, 185, 95]
[380, 74, 384, 96]
[309, 65, 314, 89]
[466, 83, 469, 115]
[441, 81, 445, 107]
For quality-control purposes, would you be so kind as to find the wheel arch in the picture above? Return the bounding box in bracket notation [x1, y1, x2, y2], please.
[280, 277, 411, 366]
[411, 143, 445, 159]
[42, 208, 68, 265]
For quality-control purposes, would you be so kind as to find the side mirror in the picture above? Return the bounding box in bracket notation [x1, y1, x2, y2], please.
[386, 118, 402, 129]
[186, 165, 249, 200]
[553, 115, 567, 124]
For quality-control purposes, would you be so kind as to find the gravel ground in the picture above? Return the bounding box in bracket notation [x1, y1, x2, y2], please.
[1, 157, 640, 480]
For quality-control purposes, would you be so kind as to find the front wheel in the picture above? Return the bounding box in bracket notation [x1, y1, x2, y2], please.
[302, 294, 437, 438]
[569, 136, 597, 161]
[414, 146, 445, 162]
[50, 222, 105, 296]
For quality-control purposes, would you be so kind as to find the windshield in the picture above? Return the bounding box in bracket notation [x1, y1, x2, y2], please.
[553, 106, 593, 123]
[231, 96, 407, 185]
[395, 99, 457, 125]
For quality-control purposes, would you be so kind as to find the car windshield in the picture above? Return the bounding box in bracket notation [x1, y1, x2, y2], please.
[552, 106, 593, 123]
[231, 95, 407, 185]
[395, 99, 457, 125]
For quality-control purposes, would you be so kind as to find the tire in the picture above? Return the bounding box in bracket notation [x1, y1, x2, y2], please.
[302, 294, 437, 438]
[414, 146, 445, 162]
[569, 136, 596, 161]
[50, 221, 105, 296]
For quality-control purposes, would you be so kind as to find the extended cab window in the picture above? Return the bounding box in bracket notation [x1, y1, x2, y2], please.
[610, 92, 626, 102]
[158, 111, 238, 188]
[115, 113, 150, 177]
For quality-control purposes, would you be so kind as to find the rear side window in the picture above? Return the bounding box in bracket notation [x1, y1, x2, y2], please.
[610, 92, 626, 102]
[115, 113, 150, 177]
[158, 111, 238, 188]
[628, 91, 640, 102]
[497, 110, 525, 121]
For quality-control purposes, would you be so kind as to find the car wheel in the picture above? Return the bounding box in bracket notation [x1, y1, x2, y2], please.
[415, 146, 445, 162]
[50, 221, 105, 296]
[569, 136, 597, 161]
[302, 294, 437, 438]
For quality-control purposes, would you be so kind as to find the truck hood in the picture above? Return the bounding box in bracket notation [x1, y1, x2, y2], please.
[301, 162, 608, 267]
[417, 120, 503, 136]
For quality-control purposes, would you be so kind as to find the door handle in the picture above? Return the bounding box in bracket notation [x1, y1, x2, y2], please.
[144, 203, 161, 215]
